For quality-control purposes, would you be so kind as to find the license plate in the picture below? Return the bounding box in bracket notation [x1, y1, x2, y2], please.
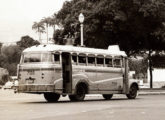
[27, 80, 34, 84]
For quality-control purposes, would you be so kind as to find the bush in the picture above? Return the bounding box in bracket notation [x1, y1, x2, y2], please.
[129, 58, 148, 80]
[0, 75, 9, 85]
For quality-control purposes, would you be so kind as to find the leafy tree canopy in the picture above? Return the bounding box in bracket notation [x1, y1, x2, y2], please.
[0, 45, 21, 75]
[1, 45, 21, 64]
[56, 0, 165, 55]
[16, 35, 40, 49]
[0, 35, 39, 75]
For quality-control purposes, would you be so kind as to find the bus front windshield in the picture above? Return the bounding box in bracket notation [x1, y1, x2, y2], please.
[22, 53, 52, 63]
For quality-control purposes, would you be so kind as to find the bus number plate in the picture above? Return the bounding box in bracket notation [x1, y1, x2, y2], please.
[27, 80, 34, 84]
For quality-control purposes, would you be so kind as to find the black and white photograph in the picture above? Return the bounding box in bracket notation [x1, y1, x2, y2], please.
[0, 0, 165, 120]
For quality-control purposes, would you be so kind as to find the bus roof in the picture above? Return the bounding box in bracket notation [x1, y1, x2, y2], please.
[23, 44, 127, 57]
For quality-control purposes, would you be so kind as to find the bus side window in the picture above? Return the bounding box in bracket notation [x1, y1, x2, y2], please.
[72, 55, 77, 65]
[54, 54, 60, 64]
[78, 54, 86, 66]
[114, 59, 121, 67]
[105, 58, 113, 67]
[88, 56, 95, 66]
[96, 55, 104, 66]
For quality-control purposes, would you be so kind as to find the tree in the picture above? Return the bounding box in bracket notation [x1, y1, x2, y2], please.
[0, 74, 9, 85]
[57, 0, 165, 50]
[32, 21, 45, 43]
[54, 1, 81, 44]
[0, 42, 2, 53]
[16, 35, 40, 49]
[0, 36, 39, 76]
[49, 13, 60, 33]
[0, 54, 8, 68]
[1, 45, 21, 64]
[0, 45, 22, 76]
[129, 57, 148, 80]
[41, 17, 52, 43]
[53, 29, 65, 44]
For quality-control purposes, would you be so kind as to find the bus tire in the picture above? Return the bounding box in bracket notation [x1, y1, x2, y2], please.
[103, 94, 113, 100]
[44, 93, 60, 102]
[69, 84, 86, 101]
[126, 84, 138, 99]
[68, 95, 76, 101]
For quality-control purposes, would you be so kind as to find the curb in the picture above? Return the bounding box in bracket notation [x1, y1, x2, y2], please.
[86, 91, 165, 97]
[139, 88, 165, 95]
[139, 91, 165, 95]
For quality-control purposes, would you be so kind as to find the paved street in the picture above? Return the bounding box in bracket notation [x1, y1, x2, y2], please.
[0, 89, 165, 120]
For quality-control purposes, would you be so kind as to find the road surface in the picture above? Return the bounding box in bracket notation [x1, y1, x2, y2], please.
[0, 89, 165, 120]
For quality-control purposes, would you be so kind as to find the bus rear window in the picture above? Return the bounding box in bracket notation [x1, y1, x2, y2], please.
[42, 53, 52, 62]
[22, 53, 52, 63]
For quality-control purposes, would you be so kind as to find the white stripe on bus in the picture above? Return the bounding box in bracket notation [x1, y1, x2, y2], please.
[54, 75, 122, 84]
[92, 77, 123, 84]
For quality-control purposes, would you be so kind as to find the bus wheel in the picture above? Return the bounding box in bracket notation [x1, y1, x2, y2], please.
[44, 93, 60, 102]
[103, 94, 113, 100]
[69, 85, 86, 101]
[126, 84, 138, 99]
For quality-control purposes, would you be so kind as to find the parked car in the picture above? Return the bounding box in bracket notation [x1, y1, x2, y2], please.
[11, 76, 18, 92]
[3, 81, 14, 89]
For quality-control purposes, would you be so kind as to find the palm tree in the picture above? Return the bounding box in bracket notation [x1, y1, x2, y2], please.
[41, 17, 52, 43]
[49, 13, 60, 33]
[32, 22, 45, 43]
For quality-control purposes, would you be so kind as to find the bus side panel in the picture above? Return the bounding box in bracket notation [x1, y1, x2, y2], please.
[53, 66, 63, 91]
[96, 69, 123, 91]
[70, 66, 124, 93]
[71, 65, 98, 91]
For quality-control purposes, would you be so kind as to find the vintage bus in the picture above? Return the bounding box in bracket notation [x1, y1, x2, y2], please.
[17, 44, 139, 102]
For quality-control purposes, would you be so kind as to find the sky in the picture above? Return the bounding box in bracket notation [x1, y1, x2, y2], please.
[0, 0, 68, 44]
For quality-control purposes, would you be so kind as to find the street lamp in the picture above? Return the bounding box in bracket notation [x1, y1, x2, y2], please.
[79, 13, 84, 46]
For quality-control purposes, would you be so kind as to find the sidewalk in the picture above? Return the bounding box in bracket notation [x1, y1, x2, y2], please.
[139, 88, 165, 95]
[137, 81, 165, 95]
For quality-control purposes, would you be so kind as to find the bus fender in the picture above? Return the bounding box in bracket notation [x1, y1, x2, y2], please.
[72, 78, 89, 94]
[129, 79, 139, 90]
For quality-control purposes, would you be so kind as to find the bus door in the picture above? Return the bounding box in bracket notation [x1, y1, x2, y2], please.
[62, 52, 72, 94]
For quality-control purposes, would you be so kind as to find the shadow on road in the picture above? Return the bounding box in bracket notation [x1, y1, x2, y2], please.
[21, 97, 140, 104]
